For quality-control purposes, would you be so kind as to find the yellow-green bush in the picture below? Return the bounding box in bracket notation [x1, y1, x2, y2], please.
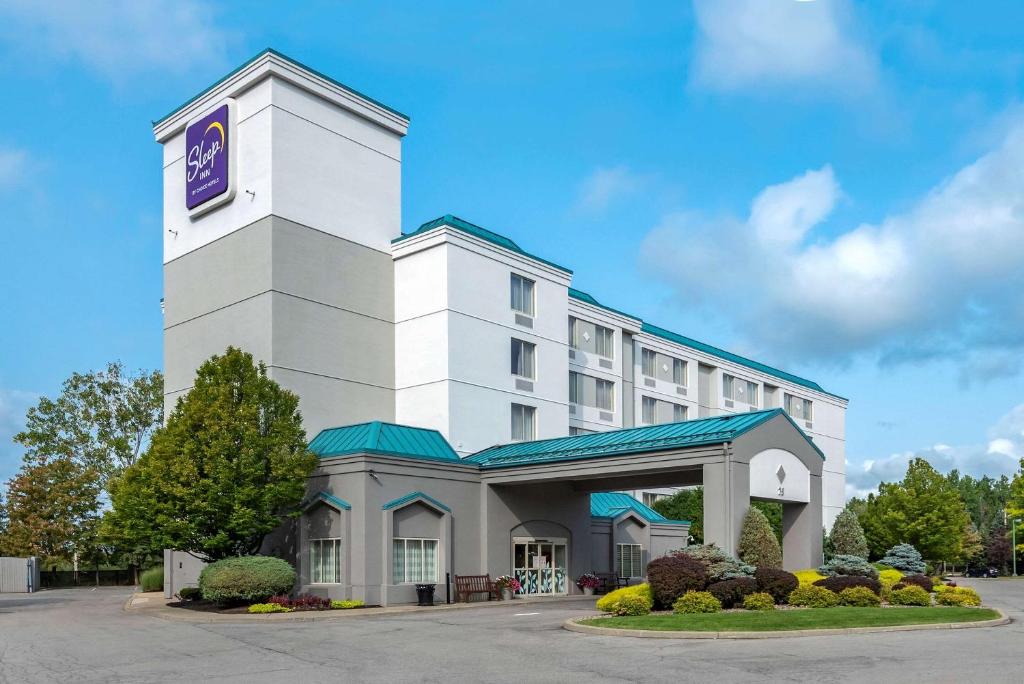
[248, 603, 292, 613]
[330, 600, 364, 609]
[788, 585, 839, 608]
[889, 585, 931, 606]
[673, 591, 722, 614]
[595, 583, 653, 613]
[794, 569, 826, 587]
[742, 592, 775, 611]
[935, 587, 981, 607]
[838, 586, 882, 607]
[613, 593, 652, 616]
[878, 568, 903, 588]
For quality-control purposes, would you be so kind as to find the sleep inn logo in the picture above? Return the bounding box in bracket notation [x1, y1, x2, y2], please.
[185, 103, 232, 211]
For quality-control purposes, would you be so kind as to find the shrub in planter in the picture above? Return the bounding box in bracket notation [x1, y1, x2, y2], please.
[198, 556, 296, 605]
[794, 568, 826, 587]
[879, 544, 926, 574]
[647, 555, 708, 609]
[743, 592, 776, 611]
[248, 603, 291, 613]
[140, 566, 164, 592]
[814, 575, 881, 595]
[677, 544, 754, 581]
[935, 587, 981, 607]
[707, 577, 759, 609]
[178, 587, 201, 601]
[818, 554, 878, 578]
[898, 574, 934, 593]
[613, 593, 652, 616]
[755, 568, 798, 604]
[838, 586, 882, 607]
[889, 585, 931, 606]
[330, 600, 364, 609]
[787, 585, 839, 608]
[673, 591, 722, 614]
[595, 583, 653, 613]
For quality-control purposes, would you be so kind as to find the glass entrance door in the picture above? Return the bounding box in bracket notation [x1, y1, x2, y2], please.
[512, 538, 567, 596]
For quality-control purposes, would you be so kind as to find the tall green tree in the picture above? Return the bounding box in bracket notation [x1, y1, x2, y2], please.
[737, 506, 783, 568]
[946, 470, 1011, 535]
[106, 347, 316, 561]
[652, 488, 782, 545]
[828, 506, 869, 559]
[860, 457, 970, 563]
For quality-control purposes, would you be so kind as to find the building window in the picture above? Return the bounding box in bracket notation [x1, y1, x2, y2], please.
[568, 371, 582, 404]
[595, 324, 614, 359]
[569, 426, 596, 436]
[642, 492, 666, 507]
[785, 394, 813, 421]
[392, 538, 438, 583]
[673, 358, 687, 386]
[723, 373, 758, 406]
[616, 543, 643, 579]
[510, 274, 535, 316]
[568, 317, 579, 349]
[673, 403, 687, 422]
[511, 338, 536, 378]
[641, 396, 657, 424]
[641, 349, 656, 377]
[596, 378, 614, 411]
[511, 403, 536, 441]
[309, 538, 342, 584]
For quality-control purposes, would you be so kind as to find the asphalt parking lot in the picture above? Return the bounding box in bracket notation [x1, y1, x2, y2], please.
[0, 578, 1021, 683]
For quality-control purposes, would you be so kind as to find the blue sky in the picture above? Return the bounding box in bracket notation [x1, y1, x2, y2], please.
[2, 0, 1024, 496]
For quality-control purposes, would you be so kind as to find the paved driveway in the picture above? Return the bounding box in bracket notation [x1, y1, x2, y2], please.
[0, 578, 1021, 683]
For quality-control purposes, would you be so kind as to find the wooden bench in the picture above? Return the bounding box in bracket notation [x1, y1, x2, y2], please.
[454, 574, 500, 602]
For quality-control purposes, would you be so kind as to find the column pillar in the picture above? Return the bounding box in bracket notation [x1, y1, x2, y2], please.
[781, 475, 823, 570]
[702, 458, 749, 556]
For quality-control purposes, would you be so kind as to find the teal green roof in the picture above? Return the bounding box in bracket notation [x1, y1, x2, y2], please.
[467, 409, 823, 468]
[309, 421, 461, 463]
[382, 491, 451, 512]
[154, 48, 409, 126]
[303, 491, 352, 511]
[590, 492, 689, 525]
[567, 288, 842, 400]
[393, 214, 572, 274]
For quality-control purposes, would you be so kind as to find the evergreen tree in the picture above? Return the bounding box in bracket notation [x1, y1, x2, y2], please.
[828, 507, 869, 559]
[106, 347, 316, 561]
[737, 506, 783, 569]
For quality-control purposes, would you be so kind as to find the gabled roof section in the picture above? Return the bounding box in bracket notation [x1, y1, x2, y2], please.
[382, 491, 452, 513]
[309, 421, 461, 463]
[392, 214, 572, 275]
[468, 409, 822, 468]
[590, 492, 690, 525]
[302, 491, 352, 511]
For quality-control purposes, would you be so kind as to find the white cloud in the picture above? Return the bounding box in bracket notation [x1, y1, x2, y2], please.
[845, 403, 1024, 499]
[640, 116, 1024, 369]
[690, 0, 877, 94]
[0, 148, 26, 188]
[0, 0, 232, 81]
[574, 166, 648, 215]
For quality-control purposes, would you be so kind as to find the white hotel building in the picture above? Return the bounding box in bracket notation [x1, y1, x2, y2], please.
[157, 49, 847, 538]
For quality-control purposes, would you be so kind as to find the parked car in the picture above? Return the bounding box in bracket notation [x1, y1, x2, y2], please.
[965, 566, 1000, 578]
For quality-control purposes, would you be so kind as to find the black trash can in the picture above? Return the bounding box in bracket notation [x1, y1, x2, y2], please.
[415, 583, 436, 606]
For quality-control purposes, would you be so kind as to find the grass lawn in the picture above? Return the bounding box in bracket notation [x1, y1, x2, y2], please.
[581, 607, 1000, 632]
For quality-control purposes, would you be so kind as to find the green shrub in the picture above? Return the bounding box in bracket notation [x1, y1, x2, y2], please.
[878, 568, 903, 588]
[613, 593, 652, 616]
[198, 556, 296, 605]
[889, 585, 931, 606]
[140, 566, 164, 592]
[879, 544, 926, 574]
[838, 586, 882, 607]
[673, 591, 722, 614]
[814, 575, 881, 595]
[178, 587, 201, 601]
[330, 600, 365, 609]
[595, 583, 653, 613]
[794, 568, 826, 587]
[755, 568, 798, 604]
[935, 587, 981, 607]
[737, 507, 783, 569]
[787, 585, 839, 608]
[707, 577, 758, 608]
[247, 602, 292, 613]
[678, 544, 755, 581]
[819, 554, 878, 578]
[647, 555, 708, 609]
[742, 592, 776, 611]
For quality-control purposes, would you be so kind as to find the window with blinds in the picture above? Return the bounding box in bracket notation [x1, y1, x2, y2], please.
[510, 274, 535, 316]
[310, 538, 342, 584]
[392, 538, 439, 583]
[616, 543, 643, 579]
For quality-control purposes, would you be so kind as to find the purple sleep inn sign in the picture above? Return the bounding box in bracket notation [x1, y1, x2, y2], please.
[185, 101, 235, 214]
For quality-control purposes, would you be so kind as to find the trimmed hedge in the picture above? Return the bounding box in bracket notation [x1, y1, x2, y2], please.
[613, 593, 652, 616]
[198, 556, 296, 605]
[897, 574, 934, 593]
[707, 577, 759, 609]
[935, 587, 981, 607]
[742, 592, 776, 611]
[331, 600, 364, 609]
[819, 554, 879, 578]
[755, 568, 798, 604]
[890, 585, 931, 606]
[814, 575, 881, 595]
[178, 587, 201, 601]
[788, 585, 839, 608]
[140, 566, 164, 592]
[596, 583, 654, 614]
[673, 591, 722, 614]
[838, 586, 882, 607]
[647, 555, 708, 609]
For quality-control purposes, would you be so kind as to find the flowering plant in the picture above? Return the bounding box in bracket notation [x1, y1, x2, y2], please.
[576, 572, 602, 590]
[495, 575, 521, 591]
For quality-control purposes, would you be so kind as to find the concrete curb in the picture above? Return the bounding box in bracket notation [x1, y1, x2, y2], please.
[562, 608, 1011, 639]
[124, 592, 596, 624]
